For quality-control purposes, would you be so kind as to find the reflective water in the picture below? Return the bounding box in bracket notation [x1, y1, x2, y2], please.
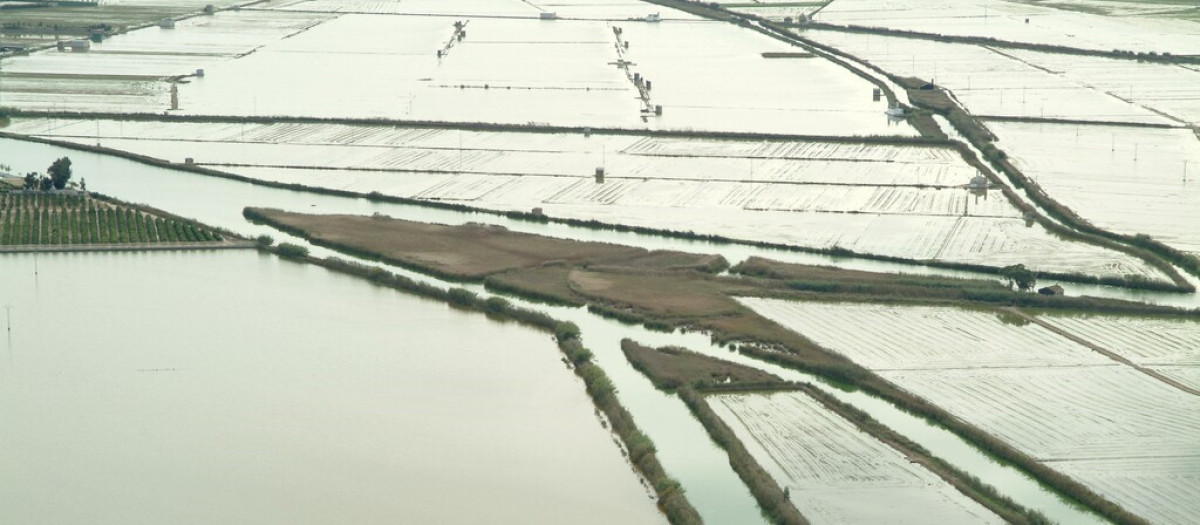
[0, 251, 664, 525]
[8, 136, 1188, 523]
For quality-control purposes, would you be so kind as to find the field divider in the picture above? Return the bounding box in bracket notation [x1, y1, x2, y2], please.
[1003, 307, 1200, 397]
[0, 111, 956, 146]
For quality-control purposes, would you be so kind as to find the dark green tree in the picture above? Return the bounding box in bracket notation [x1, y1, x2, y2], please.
[23, 172, 38, 190]
[1001, 264, 1037, 291]
[48, 157, 72, 190]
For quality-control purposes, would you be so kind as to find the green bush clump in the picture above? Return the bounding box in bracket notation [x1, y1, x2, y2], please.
[447, 287, 477, 306]
[554, 321, 581, 341]
[276, 243, 309, 258]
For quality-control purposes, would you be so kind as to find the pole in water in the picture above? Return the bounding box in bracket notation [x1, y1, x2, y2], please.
[5, 305, 11, 361]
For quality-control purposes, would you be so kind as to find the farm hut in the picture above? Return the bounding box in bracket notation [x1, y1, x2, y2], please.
[68, 39, 91, 52]
[969, 173, 988, 190]
[539, 12, 558, 20]
[594, 167, 605, 183]
[1038, 285, 1064, 296]
[159, 18, 176, 29]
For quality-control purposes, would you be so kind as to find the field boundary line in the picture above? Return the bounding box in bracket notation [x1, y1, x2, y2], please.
[1003, 307, 1200, 397]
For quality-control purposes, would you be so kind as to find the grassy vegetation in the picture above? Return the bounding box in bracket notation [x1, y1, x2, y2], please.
[0, 191, 223, 247]
[620, 339, 784, 391]
[243, 208, 646, 280]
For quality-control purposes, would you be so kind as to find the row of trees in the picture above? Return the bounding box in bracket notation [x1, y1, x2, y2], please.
[0, 204, 219, 245]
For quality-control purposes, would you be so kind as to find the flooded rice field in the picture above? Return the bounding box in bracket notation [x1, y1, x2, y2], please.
[1, 2, 906, 135]
[801, 29, 1178, 124]
[0, 250, 664, 525]
[4, 117, 1173, 282]
[711, 391, 1004, 525]
[992, 122, 1200, 257]
[815, 0, 1200, 54]
[741, 297, 1200, 525]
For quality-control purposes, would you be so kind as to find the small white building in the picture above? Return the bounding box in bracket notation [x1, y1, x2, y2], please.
[68, 39, 91, 52]
[539, 12, 558, 20]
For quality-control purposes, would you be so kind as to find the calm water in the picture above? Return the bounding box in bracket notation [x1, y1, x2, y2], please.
[1, 136, 770, 523]
[0, 251, 663, 525]
[5, 135, 1181, 523]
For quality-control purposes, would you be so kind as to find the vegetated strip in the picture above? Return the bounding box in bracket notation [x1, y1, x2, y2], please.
[976, 115, 1181, 129]
[796, 21, 1200, 65]
[253, 244, 704, 525]
[0, 112, 951, 146]
[620, 340, 808, 525]
[5, 131, 1179, 293]
[1002, 307, 1200, 396]
[621, 340, 1054, 525]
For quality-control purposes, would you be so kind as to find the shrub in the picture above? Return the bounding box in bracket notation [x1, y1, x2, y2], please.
[276, 242, 309, 258]
[447, 287, 477, 306]
[255, 234, 274, 247]
[484, 296, 510, 314]
[554, 321, 582, 341]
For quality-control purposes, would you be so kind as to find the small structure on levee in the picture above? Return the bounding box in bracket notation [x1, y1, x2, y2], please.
[1038, 285, 1065, 296]
[539, 12, 558, 20]
[969, 172, 989, 191]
